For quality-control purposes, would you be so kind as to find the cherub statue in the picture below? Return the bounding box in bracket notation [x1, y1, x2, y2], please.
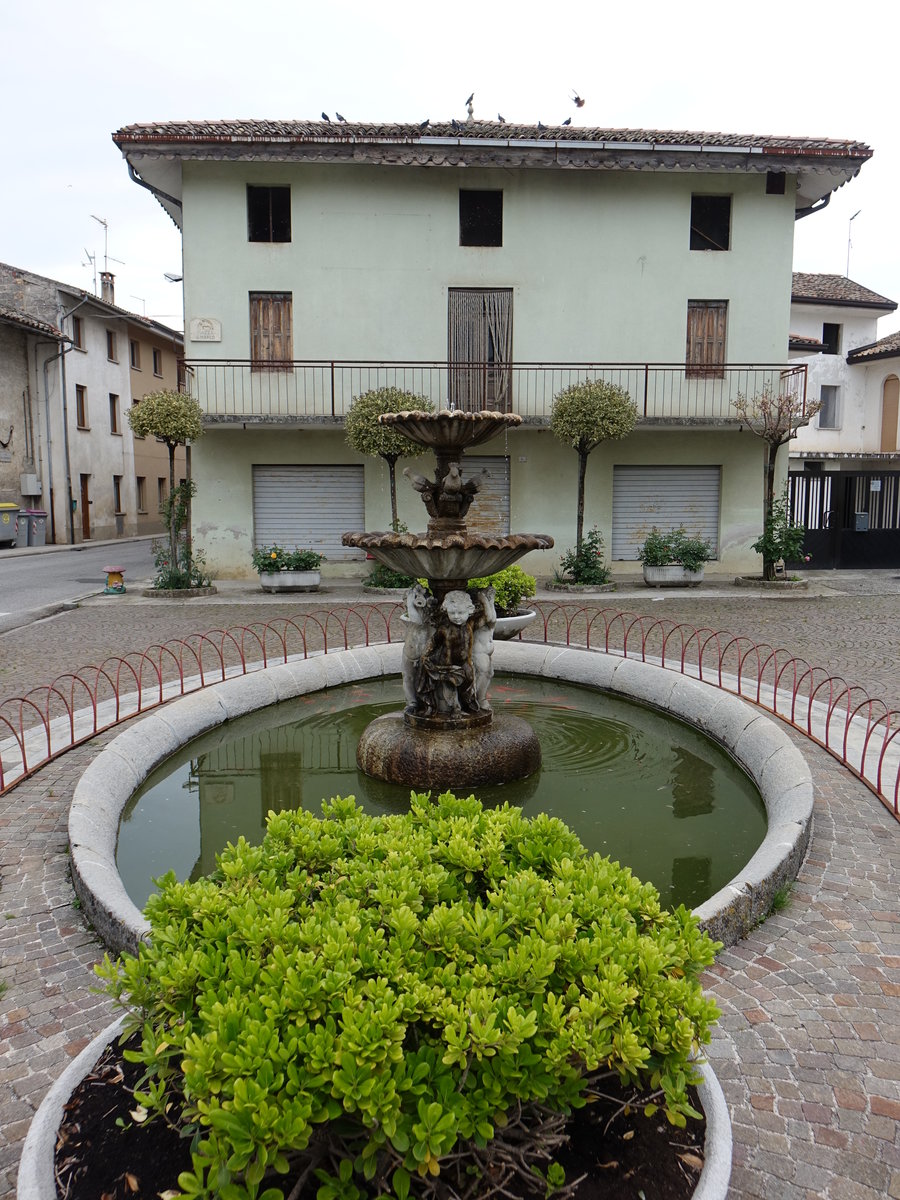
[401, 583, 435, 713]
[472, 585, 496, 711]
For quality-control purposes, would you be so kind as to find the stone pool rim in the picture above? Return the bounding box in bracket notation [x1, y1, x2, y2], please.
[69, 642, 814, 955]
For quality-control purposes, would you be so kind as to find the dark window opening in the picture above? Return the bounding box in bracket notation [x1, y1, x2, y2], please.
[247, 186, 291, 242]
[766, 172, 786, 195]
[459, 190, 503, 247]
[822, 323, 841, 356]
[690, 195, 731, 251]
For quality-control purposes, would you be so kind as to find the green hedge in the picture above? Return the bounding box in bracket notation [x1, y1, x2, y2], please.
[99, 793, 720, 1200]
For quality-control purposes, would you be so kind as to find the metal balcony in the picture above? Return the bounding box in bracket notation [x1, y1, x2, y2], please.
[183, 359, 807, 425]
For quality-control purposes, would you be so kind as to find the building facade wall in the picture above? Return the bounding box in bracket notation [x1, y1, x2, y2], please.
[0, 323, 41, 511]
[127, 320, 186, 536]
[181, 163, 795, 368]
[192, 424, 765, 578]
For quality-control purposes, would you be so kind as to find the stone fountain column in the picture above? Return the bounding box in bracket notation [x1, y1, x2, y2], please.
[342, 410, 553, 788]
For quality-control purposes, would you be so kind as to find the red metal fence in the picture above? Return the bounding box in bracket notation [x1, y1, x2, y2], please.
[1, 601, 897, 820]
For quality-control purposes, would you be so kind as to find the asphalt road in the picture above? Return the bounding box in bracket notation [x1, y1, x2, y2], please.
[0, 539, 155, 632]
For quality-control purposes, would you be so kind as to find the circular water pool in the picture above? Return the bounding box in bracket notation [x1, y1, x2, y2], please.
[117, 675, 766, 911]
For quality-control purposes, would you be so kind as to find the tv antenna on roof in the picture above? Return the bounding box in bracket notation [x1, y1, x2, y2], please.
[82, 248, 97, 295]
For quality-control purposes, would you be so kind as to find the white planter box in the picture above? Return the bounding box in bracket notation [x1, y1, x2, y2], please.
[642, 564, 705, 588]
[259, 570, 320, 593]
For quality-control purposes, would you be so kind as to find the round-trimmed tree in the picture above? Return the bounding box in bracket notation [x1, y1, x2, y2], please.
[345, 387, 435, 528]
[550, 380, 636, 554]
[127, 389, 203, 570]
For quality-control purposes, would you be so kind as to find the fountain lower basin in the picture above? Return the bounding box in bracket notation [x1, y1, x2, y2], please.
[68, 644, 814, 957]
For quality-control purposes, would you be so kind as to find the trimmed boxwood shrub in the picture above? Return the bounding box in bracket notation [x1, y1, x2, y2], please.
[99, 793, 720, 1200]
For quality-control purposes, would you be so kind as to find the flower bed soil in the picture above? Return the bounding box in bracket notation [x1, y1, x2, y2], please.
[55, 1033, 706, 1200]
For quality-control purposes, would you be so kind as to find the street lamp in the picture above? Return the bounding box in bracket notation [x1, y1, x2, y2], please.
[846, 210, 861, 277]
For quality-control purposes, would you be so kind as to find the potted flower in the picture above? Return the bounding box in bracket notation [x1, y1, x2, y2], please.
[468, 564, 537, 639]
[251, 544, 325, 592]
[638, 527, 712, 587]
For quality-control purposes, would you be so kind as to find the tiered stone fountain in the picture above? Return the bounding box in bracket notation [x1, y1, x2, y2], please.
[342, 409, 553, 788]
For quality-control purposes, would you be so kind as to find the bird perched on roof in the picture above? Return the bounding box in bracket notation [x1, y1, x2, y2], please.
[321, 112, 331, 122]
[562, 117, 572, 126]
[336, 112, 347, 122]
[571, 90, 585, 108]
[451, 118, 461, 132]
[498, 113, 506, 124]
[419, 118, 430, 131]
[537, 121, 546, 130]
[466, 92, 474, 105]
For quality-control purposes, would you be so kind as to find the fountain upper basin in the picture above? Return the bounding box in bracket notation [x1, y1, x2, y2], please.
[341, 530, 553, 580]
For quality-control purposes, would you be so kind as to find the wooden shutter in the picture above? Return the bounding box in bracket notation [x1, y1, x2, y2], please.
[250, 292, 293, 371]
[612, 466, 720, 559]
[686, 301, 727, 379]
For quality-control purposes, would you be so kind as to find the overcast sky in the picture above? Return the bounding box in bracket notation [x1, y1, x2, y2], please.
[2, 0, 897, 338]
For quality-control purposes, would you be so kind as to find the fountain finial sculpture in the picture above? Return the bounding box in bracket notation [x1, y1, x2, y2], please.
[343, 409, 552, 787]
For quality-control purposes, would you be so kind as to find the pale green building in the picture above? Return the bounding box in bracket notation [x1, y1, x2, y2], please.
[113, 119, 871, 577]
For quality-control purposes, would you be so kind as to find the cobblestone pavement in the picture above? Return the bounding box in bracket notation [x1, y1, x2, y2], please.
[1, 579, 899, 1198]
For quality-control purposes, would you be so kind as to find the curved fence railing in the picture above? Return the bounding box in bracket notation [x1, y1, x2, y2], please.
[1, 601, 898, 821]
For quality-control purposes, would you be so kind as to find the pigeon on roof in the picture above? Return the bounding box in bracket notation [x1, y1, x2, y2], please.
[336, 112, 347, 123]
[562, 117, 572, 126]
[321, 112, 330, 122]
[419, 118, 430, 131]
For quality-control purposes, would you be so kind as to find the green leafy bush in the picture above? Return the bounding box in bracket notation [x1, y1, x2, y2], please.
[638, 528, 712, 574]
[557, 526, 611, 585]
[365, 562, 417, 589]
[98, 793, 720, 1200]
[750, 486, 808, 568]
[467, 565, 536, 615]
[252, 545, 326, 573]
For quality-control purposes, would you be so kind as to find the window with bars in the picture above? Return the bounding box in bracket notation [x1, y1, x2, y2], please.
[686, 300, 727, 379]
[459, 190, 503, 246]
[248, 186, 291, 242]
[250, 292, 293, 370]
[689, 195, 731, 251]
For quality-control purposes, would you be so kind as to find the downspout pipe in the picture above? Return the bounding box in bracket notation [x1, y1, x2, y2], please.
[795, 194, 830, 221]
[126, 161, 183, 212]
[57, 297, 91, 544]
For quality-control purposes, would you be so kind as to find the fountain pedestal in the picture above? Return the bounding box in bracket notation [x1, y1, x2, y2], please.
[343, 409, 552, 789]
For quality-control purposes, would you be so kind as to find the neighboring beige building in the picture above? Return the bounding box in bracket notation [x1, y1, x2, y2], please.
[788, 274, 900, 568]
[0, 262, 184, 544]
[112, 118, 872, 577]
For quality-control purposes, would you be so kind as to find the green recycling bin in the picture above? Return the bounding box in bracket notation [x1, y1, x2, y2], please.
[0, 502, 19, 547]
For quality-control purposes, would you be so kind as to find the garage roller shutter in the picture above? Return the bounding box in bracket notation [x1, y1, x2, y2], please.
[612, 466, 720, 560]
[252, 464, 365, 560]
[464, 456, 510, 536]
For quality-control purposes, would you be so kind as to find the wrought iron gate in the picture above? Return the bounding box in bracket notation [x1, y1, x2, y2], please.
[789, 470, 900, 568]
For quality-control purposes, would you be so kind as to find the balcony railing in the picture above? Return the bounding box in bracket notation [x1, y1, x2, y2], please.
[183, 359, 807, 424]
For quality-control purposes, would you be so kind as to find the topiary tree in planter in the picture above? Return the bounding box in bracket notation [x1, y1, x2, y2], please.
[345, 388, 435, 529]
[550, 381, 636, 556]
[127, 389, 203, 577]
[733, 385, 820, 580]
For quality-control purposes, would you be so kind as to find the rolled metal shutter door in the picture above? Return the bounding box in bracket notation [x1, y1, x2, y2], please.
[464, 456, 510, 536]
[252, 464, 365, 560]
[612, 466, 720, 560]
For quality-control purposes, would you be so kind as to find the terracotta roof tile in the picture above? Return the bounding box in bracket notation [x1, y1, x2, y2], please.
[789, 332, 825, 349]
[791, 273, 896, 309]
[112, 119, 872, 159]
[847, 330, 900, 362]
[0, 305, 63, 338]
